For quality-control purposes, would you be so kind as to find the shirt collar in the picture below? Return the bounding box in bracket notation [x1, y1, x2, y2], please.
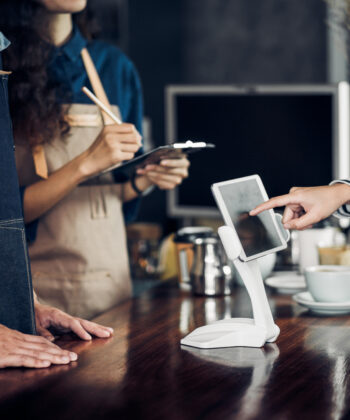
[0, 32, 10, 52]
[56, 26, 87, 62]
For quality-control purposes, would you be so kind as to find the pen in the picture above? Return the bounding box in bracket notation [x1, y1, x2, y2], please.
[82, 86, 122, 125]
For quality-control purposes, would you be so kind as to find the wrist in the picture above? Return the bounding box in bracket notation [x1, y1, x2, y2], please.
[75, 150, 94, 183]
[132, 174, 153, 193]
[33, 292, 39, 305]
[332, 183, 350, 206]
[34, 299, 43, 313]
[33, 292, 44, 308]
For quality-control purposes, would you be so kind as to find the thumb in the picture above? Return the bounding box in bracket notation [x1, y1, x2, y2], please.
[36, 325, 55, 342]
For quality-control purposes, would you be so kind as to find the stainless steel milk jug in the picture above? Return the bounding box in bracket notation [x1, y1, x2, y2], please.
[190, 235, 232, 296]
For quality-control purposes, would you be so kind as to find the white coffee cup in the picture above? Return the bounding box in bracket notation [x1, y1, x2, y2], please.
[304, 265, 350, 303]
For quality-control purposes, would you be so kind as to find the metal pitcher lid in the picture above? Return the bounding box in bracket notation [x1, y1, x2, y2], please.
[173, 226, 214, 244]
[193, 235, 219, 245]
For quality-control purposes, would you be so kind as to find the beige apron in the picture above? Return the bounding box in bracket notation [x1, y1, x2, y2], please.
[15, 49, 131, 319]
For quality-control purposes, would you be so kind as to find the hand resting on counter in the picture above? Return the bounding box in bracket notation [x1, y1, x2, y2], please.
[0, 301, 114, 369]
[35, 302, 114, 342]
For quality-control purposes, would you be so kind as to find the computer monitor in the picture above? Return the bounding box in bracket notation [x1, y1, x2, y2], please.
[165, 84, 350, 218]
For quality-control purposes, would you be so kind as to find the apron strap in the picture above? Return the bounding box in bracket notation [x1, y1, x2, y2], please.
[81, 48, 124, 186]
[32, 47, 117, 179]
[81, 47, 116, 126]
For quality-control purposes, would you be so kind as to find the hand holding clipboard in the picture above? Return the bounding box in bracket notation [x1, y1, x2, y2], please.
[82, 86, 215, 178]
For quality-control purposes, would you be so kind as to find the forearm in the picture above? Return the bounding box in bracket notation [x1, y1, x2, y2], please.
[23, 154, 87, 223]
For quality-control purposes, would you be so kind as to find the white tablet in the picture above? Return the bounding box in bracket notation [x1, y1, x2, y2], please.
[211, 175, 287, 262]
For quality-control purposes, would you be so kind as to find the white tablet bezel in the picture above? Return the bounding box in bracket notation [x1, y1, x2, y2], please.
[211, 174, 287, 262]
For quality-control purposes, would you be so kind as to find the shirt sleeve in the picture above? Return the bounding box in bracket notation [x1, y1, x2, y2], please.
[19, 186, 39, 243]
[113, 61, 144, 224]
[329, 179, 350, 218]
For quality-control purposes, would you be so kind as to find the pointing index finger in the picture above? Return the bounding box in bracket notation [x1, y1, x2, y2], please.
[249, 194, 294, 216]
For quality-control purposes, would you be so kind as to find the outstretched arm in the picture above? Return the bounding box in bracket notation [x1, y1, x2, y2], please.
[249, 184, 350, 230]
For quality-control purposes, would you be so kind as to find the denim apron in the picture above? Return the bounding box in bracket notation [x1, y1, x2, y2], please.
[0, 54, 36, 334]
[15, 49, 131, 320]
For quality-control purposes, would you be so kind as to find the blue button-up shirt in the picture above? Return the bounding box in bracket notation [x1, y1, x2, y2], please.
[49, 27, 143, 138]
[25, 27, 144, 241]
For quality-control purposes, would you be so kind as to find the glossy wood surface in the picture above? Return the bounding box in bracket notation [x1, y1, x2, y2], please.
[1, 281, 350, 420]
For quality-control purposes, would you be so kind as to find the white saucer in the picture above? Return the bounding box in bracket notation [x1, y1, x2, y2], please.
[293, 291, 350, 315]
[265, 272, 306, 294]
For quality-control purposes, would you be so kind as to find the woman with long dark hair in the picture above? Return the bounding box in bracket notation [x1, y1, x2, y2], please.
[0, 0, 190, 319]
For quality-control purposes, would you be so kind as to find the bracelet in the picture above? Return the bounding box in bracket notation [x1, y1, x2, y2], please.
[130, 172, 144, 195]
[130, 172, 156, 197]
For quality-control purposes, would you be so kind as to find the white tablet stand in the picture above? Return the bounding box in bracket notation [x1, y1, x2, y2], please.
[181, 216, 290, 349]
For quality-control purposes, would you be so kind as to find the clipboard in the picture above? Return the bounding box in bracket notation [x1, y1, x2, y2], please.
[108, 140, 215, 178]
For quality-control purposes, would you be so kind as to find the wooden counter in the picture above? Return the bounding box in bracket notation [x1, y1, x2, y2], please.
[1, 281, 350, 420]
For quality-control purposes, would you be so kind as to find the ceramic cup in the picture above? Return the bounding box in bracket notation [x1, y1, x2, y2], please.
[304, 265, 350, 303]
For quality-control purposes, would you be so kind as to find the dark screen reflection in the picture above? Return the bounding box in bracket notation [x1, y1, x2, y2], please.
[236, 212, 274, 257]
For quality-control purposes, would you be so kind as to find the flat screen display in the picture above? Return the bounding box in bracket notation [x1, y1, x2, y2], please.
[213, 177, 285, 258]
[170, 91, 334, 214]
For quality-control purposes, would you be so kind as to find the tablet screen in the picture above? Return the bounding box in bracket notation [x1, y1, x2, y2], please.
[215, 177, 284, 258]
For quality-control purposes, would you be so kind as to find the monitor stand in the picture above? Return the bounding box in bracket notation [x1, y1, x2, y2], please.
[181, 224, 289, 349]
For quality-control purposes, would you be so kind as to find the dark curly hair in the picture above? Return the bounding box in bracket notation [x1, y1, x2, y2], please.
[0, 0, 97, 147]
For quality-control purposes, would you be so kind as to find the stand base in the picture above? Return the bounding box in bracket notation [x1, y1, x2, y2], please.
[181, 318, 280, 349]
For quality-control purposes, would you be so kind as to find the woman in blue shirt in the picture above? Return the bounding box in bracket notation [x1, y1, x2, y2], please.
[0, 0, 190, 319]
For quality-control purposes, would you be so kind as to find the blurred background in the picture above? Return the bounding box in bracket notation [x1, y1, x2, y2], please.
[87, 0, 350, 283]
[89, 0, 347, 225]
